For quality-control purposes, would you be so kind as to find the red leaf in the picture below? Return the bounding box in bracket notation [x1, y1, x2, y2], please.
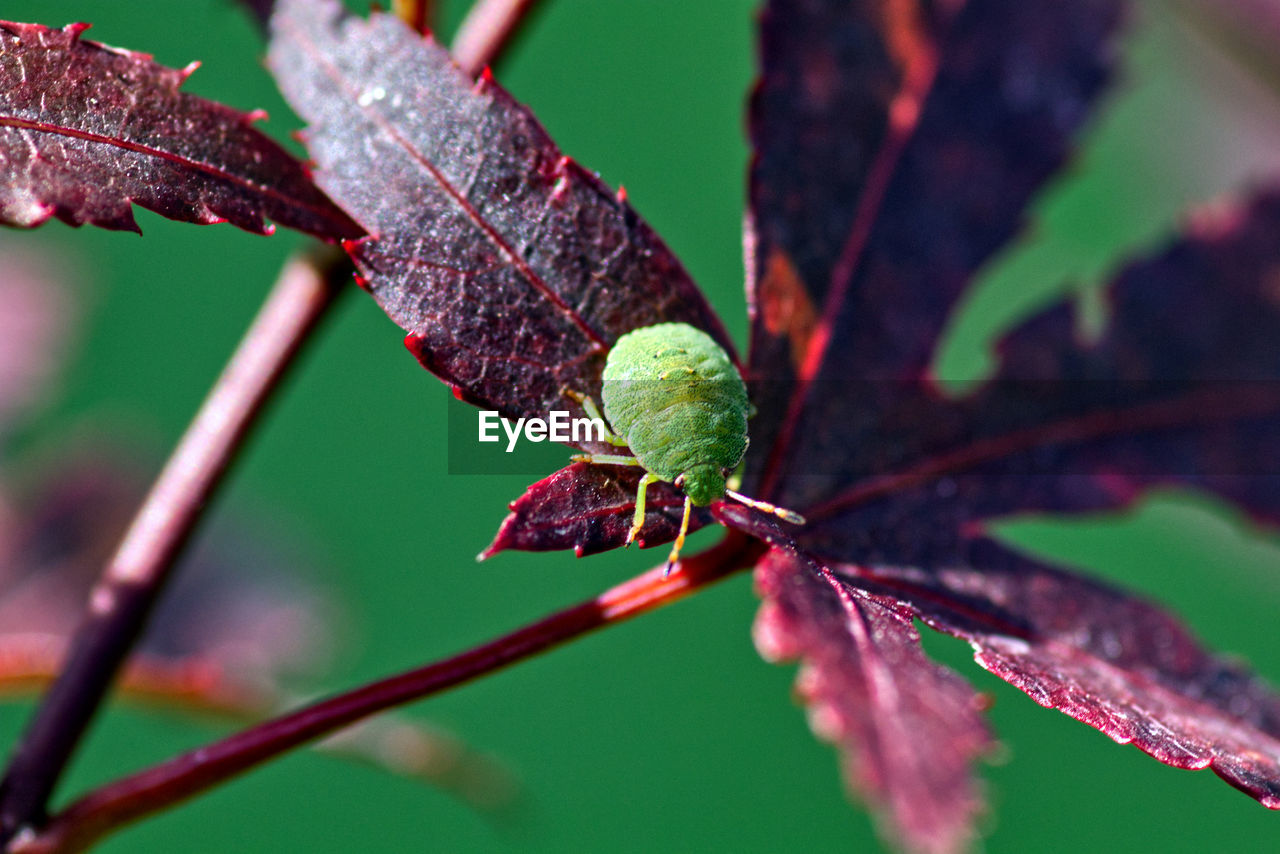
[743, 0, 1280, 837]
[267, 0, 742, 558]
[744, 0, 1124, 503]
[793, 190, 1280, 565]
[481, 462, 706, 559]
[267, 0, 732, 423]
[753, 550, 990, 854]
[0, 19, 360, 238]
[835, 540, 1280, 809]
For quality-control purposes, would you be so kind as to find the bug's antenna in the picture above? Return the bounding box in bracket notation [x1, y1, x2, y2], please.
[662, 496, 694, 579]
[725, 489, 806, 525]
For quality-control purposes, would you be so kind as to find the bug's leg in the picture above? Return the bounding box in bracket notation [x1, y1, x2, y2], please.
[662, 495, 693, 578]
[725, 488, 807, 525]
[570, 453, 640, 466]
[627, 472, 659, 547]
[561, 388, 628, 447]
[561, 387, 604, 422]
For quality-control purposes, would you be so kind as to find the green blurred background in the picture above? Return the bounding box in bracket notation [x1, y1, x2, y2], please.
[2, 1, 1279, 851]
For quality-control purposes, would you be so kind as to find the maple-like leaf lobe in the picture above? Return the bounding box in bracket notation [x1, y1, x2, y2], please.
[268, 0, 731, 425]
[753, 551, 991, 854]
[797, 190, 1280, 566]
[268, 0, 744, 557]
[481, 463, 707, 559]
[744, 0, 1280, 843]
[838, 542, 1280, 810]
[755, 187, 1280, 840]
[0, 18, 359, 238]
[745, 0, 1123, 506]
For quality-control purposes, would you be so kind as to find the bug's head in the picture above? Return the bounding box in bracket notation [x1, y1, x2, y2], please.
[677, 464, 725, 507]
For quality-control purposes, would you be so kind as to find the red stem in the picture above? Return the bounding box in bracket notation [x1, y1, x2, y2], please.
[0, 249, 349, 843]
[17, 534, 760, 854]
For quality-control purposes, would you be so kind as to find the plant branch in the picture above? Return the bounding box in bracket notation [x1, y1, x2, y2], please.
[452, 0, 544, 76]
[16, 534, 760, 854]
[0, 248, 351, 843]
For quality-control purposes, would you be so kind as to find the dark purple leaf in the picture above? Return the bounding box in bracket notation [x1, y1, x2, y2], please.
[743, 0, 1124, 504]
[481, 462, 705, 558]
[832, 540, 1280, 809]
[718, 499, 991, 854]
[752, 177, 1280, 839]
[267, 0, 741, 559]
[709, 500, 802, 552]
[0, 19, 360, 238]
[267, 0, 732, 426]
[753, 550, 990, 854]
[741, 0, 1280, 838]
[796, 190, 1280, 565]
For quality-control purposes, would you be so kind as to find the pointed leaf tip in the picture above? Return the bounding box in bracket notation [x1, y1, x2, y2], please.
[754, 551, 991, 854]
[835, 541, 1280, 812]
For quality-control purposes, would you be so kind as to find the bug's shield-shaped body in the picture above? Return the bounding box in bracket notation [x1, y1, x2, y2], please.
[601, 323, 748, 505]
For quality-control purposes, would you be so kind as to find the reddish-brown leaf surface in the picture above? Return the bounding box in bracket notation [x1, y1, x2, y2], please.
[739, 1, 1280, 850]
[768, 194, 1280, 829]
[754, 550, 990, 854]
[795, 191, 1280, 568]
[829, 540, 1280, 808]
[267, 0, 738, 556]
[267, 0, 732, 425]
[744, 0, 1123, 505]
[0, 19, 359, 238]
[481, 463, 708, 559]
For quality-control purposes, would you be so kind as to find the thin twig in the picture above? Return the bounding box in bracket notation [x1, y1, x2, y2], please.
[452, 0, 543, 76]
[17, 535, 760, 854]
[0, 249, 350, 843]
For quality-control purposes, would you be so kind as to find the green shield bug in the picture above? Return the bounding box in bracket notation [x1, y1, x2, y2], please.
[567, 322, 804, 574]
